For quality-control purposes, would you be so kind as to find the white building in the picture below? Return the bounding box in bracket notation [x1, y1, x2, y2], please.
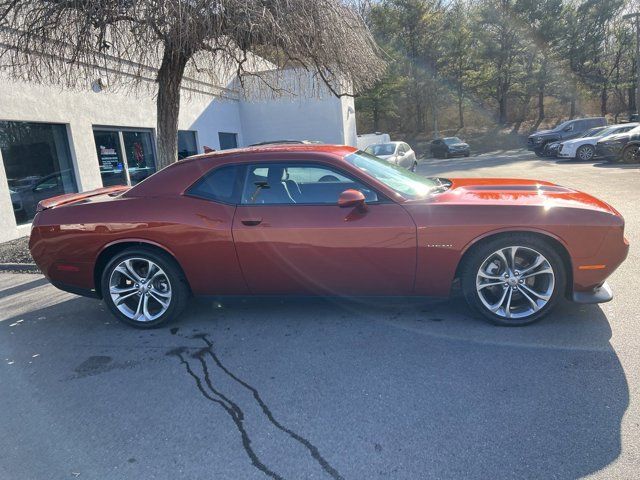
[0, 66, 357, 243]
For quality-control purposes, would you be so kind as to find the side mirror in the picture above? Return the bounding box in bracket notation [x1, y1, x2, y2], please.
[338, 189, 366, 210]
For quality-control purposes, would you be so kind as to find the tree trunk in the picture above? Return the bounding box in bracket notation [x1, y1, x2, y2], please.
[156, 47, 189, 170]
[372, 106, 380, 131]
[498, 93, 508, 125]
[600, 86, 608, 117]
[629, 86, 636, 115]
[537, 87, 545, 125]
[457, 83, 464, 130]
[569, 77, 577, 118]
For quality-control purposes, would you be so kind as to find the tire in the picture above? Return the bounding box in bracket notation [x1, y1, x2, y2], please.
[621, 144, 640, 164]
[100, 247, 189, 328]
[460, 234, 566, 326]
[533, 148, 545, 158]
[576, 145, 595, 161]
[410, 161, 417, 172]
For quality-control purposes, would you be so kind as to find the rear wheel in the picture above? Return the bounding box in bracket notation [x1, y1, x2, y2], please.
[576, 144, 595, 161]
[621, 144, 640, 164]
[533, 148, 545, 158]
[461, 235, 566, 326]
[101, 247, 189, 328]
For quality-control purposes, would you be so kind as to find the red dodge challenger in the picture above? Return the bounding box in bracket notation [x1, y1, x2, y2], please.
[29, 144, 628, 328]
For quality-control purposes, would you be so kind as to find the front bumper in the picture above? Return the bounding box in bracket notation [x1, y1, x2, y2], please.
[572, 282, 613, 304]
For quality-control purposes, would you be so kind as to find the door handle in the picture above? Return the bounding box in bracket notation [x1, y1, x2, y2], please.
[241, 218, 262, 226]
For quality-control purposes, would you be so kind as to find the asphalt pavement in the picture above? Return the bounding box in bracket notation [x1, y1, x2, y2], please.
[1, 150, 638, 479]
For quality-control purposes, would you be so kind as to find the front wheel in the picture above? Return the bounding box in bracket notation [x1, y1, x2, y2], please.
[533, 148, 545, 158]
[101, 247, 189, 328]
[461, 235, 566, 326]
[576, 144, 595, 161]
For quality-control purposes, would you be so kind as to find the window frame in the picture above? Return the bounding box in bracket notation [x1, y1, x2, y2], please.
[238, 161, 390, 207]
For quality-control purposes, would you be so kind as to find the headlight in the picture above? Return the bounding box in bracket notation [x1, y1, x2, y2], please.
[534, 137, 544, 144]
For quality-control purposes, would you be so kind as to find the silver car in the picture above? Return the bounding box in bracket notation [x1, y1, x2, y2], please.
[364, 141, 418, 171]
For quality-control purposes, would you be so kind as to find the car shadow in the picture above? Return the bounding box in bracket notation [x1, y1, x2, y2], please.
[592, 161, 640, 169]
[0, 276, 628, 479]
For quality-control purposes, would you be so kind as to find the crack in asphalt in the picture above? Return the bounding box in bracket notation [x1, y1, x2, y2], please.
[167, 346, 283, 480]
[168, 333, 344, 480]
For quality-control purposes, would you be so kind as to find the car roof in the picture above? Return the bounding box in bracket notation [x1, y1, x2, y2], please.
[186, 143, 357, 162]
[126, 144, 361, 198]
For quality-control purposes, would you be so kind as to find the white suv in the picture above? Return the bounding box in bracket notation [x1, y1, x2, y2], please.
[558, 123, 639, 160]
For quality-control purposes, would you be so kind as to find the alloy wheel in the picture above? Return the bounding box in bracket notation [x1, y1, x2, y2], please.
[109, 257, 172, 322]
[577, 145, 594, 161]
[475, 246, 555, 320]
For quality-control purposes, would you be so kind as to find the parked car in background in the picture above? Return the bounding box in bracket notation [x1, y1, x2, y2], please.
[527, 117, 606, 157]
[29, 144, 628, 328]
[595, 125, 640, 163]
[544, 126, 607, 158]
[430, 137, 470, 158]
[558, 124, 639, 161]
[364, 141, 418, 171]
[356, 132, 391, 151]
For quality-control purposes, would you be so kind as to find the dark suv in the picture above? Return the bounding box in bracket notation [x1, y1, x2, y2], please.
[527, 117, 606, 157]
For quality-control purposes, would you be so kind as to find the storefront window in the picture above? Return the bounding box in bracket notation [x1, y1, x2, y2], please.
[0, 121, 77, 225]
[94, 130, 127, 187]
[178, 130, 198, 159]
[93, 128, 156, 187]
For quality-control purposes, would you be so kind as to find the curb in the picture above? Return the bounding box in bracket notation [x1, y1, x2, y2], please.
[0, 263, 40, 273]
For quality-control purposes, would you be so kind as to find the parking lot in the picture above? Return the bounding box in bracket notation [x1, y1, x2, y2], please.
[1, 150, 639, 480]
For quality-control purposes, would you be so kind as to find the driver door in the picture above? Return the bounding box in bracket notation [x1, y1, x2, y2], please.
[232, 162, 417, 295]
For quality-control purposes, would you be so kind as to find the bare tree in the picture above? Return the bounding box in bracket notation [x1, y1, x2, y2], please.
[0, 0, 385, 168]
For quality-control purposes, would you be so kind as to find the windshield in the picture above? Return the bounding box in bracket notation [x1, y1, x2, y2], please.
[345, 151, 440, 199]
[554, 120, 572, 131]
[580, 127, 605, 138]
[364, 143, 397, 156]
[444, 137, 462, 145]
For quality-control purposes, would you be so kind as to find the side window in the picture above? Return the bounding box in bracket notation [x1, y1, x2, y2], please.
[187, 165, 240, 204]
[241, 164, 379, 205]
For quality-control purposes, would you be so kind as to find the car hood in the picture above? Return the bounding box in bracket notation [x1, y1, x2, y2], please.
[412, 178, 620, 216]
[448, 143, 469, 148]
[561, 136, 598, 147]
[529, 129, 554, 138]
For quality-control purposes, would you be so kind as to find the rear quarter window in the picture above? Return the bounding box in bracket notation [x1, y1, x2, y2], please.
[186, 165, 241, 204]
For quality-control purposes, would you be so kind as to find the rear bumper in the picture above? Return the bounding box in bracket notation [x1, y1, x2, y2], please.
[572, 282, 613, 304]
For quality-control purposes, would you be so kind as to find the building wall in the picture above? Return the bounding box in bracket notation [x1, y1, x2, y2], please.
[239, 94, 357, 147]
